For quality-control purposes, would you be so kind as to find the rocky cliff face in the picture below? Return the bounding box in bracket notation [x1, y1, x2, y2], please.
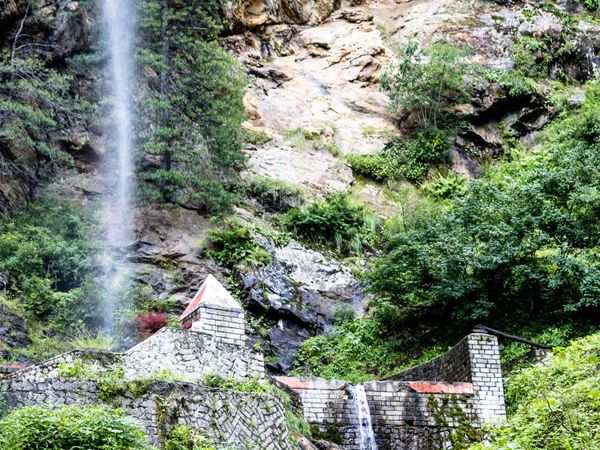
[0, 0, 100, 213]
[2, 0, 599, 372]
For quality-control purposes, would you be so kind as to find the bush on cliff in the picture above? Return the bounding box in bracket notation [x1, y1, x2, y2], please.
[0, 195, 100, 332]
[368, 81, 600, 338]
[284, 194, 380, 256]
[0, 404, 151, 449]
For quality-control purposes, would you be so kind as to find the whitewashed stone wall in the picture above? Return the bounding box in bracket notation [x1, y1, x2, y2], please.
[191, 304, 246, 346]
[123, 328, 264, 380]
[276, 333, 506, 450]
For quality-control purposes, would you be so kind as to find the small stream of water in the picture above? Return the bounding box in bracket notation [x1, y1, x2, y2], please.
[348, 384, 378, 450]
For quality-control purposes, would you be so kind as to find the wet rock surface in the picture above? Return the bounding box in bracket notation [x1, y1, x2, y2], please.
[242, 238, 366, 372]
[0, 304, 30, 359]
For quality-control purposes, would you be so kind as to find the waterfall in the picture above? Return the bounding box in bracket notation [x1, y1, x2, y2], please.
[348, 384, 378, 450]
[100, 0, 136, 331]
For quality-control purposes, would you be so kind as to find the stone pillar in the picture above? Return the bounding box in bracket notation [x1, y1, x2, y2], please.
[466, 333, 506, 423]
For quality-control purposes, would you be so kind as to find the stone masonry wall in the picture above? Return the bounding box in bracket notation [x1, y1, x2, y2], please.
[123, 328, 264, 380]
[1, 371, 291, 450]
[276, 333, 506, 450]
[191, 304, 246, 346]
[391, 333, 505, 423]
[275, 377, 476, 449]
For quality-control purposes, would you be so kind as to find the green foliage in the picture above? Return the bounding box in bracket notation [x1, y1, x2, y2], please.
[202, 220, 271, 270]
[243, 128, 272, 146]
[347, 128, 451, 183]
[201, 373, 273, 396]
[422, 172, 469, 200]
[0, 54, 96, 169]
[0, 196, 100, 332]
[284, 194, 380, 255]
[291, 315, 445, 383]
[580, 0, 600, 12]
[292, 317, 398, 382]
[368, 81, 600, 337]
[0, 405, 151, 449]
[163, 426, 221, 450]
[274, 388, 312, 440]
[382, 40, 473, 129]
[310, 425, 342, 445]
[485, 69, 540, 97]
[474, 332, 600, 449]
[138, 0, 246, 214]
[511, 12, 578, 80]
[248, 176, 304, 212]
[429, 396, 484, 449]
[512, 35, 555, 79]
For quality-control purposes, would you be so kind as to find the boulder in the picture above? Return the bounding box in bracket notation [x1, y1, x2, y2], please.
[242, 239, 366, 372]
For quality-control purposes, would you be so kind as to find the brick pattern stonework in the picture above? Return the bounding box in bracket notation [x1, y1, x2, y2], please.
[124, 328, 264, 380]
[1, 366, 290, 449]
[190, 304, 246, 346]
[0, 297, 281, 449]
[276, 333, 506, 450]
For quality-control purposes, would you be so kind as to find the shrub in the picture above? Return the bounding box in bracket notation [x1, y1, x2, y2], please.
[485, 68, 540, 97]
[422, 172, 468, 200]
[0, 405, 151, 449]
[243, 128, 272, 146]
[382, 40, 473, 129]
[512, 28, 577, 80]
[474, 332, 600, 449]
[347, 128, 451, 183]
[163, 425, 221, 450]
[249, 177, 304, 212]
[70, 330, 116, 351]
[292, 315, 444, 383]
[202, 220, 271, 269]
[512, 35, 555, 78]
[0, 195, 100, 331]
[368, 81, 600, 336]
[137, 311, 168, 338]
[284, 194, 380, 255]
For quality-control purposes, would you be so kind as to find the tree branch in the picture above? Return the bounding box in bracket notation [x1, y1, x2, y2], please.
[11, 3, 30, 64]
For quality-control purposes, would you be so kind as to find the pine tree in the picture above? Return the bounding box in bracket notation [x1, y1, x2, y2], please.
[137, 0, 246, 214]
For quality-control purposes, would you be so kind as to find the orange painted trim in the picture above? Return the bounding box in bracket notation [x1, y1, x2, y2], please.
[274, 376, 312, 390]
[409, 382, 473, 394]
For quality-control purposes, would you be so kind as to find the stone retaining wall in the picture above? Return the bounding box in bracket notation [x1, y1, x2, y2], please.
[1, 373, 291, 449]
[275, 377, 476, 449]
[123, 328, 264, 380]
[390, 333, 505, 423]
[276, 333, 506, 449]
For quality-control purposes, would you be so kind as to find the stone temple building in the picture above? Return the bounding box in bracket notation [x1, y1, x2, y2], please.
[0, 275, 289, 449]
[0, 275, 507, 449]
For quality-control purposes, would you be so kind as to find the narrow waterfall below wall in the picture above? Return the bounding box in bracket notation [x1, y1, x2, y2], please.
[100, 0, 137, 333]
[348, 384, 378, 450]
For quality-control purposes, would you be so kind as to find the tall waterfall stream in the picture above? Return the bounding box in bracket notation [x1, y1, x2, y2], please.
[348, 384, 378, 450]
[100, 0, 136, 331]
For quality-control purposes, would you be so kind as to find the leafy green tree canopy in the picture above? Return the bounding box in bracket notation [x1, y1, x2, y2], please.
[369, 81, 600, 334]
[137, 0, 246, 214]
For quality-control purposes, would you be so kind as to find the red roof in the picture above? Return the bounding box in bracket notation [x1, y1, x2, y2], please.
[180, 282, 208, 322]
[179, 274, 242, 324]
